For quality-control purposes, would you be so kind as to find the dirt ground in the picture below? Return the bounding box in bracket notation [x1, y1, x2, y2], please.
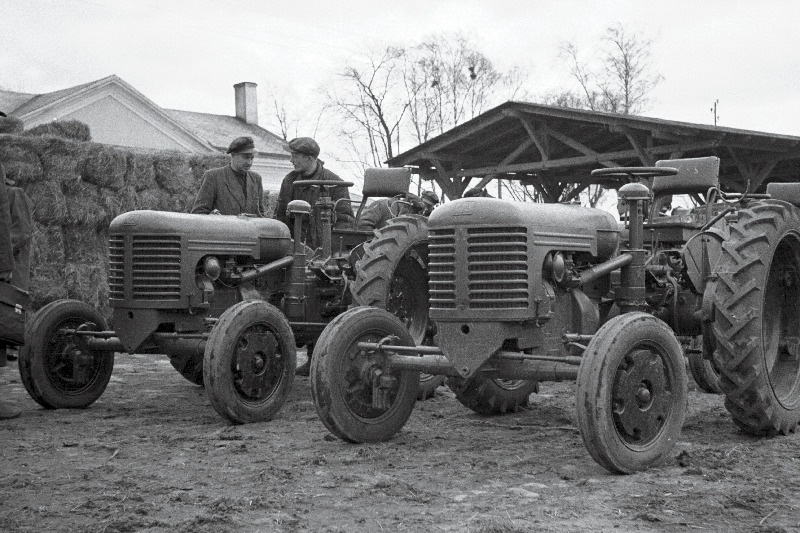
[2, 350, 800, 533]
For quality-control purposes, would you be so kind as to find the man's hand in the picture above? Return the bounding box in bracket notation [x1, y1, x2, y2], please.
[210, 209, 221, 215]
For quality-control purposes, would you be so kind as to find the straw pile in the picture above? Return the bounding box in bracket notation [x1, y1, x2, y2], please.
[25, 120, 92, 142]
[0, 125, 236, 316]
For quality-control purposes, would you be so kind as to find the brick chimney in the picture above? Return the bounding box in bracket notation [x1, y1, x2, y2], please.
[234, 82, 258, 125]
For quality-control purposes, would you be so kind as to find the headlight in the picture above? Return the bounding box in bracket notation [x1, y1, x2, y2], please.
[203, 256, 222, 280]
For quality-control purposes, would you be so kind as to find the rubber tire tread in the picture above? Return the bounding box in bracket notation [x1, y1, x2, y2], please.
[203, 301, 296, 424]
[353, 215, 438, 400]
[19, 299, 114, 409]
[576, 312, 687, 474]
[712, 201, 800, 435]
[446, 375, 538, 415]
[310, 306, 419, 443]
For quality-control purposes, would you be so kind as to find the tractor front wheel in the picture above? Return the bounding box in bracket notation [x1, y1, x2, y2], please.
[19, 299, 115, 409]
[203, 301, 296, 424]
[576, 312, 687, 474]
[311, 307, 419, 442]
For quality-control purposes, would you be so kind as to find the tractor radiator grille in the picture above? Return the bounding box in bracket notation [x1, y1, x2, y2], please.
[429, 227, 529, 310]
[428, 229, 456, 309]
[108, 235, 182, 301]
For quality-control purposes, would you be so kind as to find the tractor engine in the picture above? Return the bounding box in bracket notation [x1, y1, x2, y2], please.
[427, 197, 620, 378]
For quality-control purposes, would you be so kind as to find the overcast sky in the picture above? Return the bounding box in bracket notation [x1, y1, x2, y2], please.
[3, 0, 800, 142]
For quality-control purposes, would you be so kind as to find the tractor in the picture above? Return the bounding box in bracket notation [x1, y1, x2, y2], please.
[18, 168, 434, 424]
[309, 156, 800, 473]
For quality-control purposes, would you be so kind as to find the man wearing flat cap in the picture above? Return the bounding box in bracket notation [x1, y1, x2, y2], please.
[274, 137, 354, 249]
[359, 190, 439, 231]
[192, 136, 266, 216]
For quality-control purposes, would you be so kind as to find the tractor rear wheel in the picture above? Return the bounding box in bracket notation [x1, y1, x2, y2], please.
[687, 333, 721, 394]
[447, 375, 538, 415]
[712, 201, 800, 435]
[19, 299, 115, 409]
[311, 307, 419, 442]
[576, 312, 687, 474]
[169, 352, 204, 386]
[203, 301, 296, 424]
[353, 215, 443, 400]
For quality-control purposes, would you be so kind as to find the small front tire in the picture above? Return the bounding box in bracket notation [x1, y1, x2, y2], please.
[203, 301, 296, 424]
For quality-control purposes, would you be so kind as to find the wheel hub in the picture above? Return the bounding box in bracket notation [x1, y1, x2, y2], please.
[612, 349, 671, 444]
[234, 328, 281, 400]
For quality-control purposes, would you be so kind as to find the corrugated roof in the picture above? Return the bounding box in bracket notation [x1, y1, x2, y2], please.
[166, 109, 289, 158]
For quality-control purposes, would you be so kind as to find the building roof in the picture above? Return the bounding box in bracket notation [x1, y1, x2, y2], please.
[0, 75, 288, 158]
[166, 109, 289, 158]
[388, 101, 800, 199]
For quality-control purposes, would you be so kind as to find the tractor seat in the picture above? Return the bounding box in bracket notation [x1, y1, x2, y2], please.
[766, 182, 800, 207]
[653, 157, 720, 196]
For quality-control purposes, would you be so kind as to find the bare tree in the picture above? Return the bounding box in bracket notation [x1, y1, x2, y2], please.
[547, 24, 663, 115]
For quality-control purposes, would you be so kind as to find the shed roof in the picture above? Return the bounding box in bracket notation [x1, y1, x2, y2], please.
[387, 101, 800, 200]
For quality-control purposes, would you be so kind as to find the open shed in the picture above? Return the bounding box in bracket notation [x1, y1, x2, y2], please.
[386, 101, 800, 201]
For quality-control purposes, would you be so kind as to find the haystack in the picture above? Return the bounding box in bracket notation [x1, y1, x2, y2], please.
[189, 154, 228, 184]
[0, 116, 24, 135]
[125, 152, 156, 191]
[62, 179, 109, 227]
[25, 120, 92, 142]
[82, 144, 126, 190]
[26, 180, 69, 225]
[0, 135, 44, 185]
[154, 152, 194, 192]
[39, 136, 87, 183]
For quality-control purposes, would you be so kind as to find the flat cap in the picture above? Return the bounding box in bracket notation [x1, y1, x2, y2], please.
[421, 190, 439, 205]
[285, 137, 320, 157]
[227, 136, 257, 154]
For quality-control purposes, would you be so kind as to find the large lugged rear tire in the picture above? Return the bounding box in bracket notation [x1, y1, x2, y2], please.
[203, 301, 296, 424]
[446, 375, 538, 415]
[311, 307, 419, 442]
[712, 201, 800, 435]
[576, 312, 687, 474]
[353, 215, 443, 400]
[169, 352, 204, 386]
[19, 299, 115, 409]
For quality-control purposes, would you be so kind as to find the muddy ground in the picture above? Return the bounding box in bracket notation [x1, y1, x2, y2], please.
[1, 350, 799, 533]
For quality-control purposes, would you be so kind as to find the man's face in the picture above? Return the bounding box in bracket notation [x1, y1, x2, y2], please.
[231, 152, 255, 173]
[290, 152, 316, 174]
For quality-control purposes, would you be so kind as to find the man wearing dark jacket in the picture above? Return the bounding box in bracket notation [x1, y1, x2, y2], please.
[274, 137, 354, 250]
[192, 136, 266, 216]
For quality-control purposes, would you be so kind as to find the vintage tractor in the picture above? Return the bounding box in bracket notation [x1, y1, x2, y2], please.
[309, 156, 800, 473]
[18, 167, 433, 423]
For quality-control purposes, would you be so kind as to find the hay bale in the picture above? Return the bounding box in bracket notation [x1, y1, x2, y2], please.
[31, 222, 66, 269]
[190, 154, 227, 187]
[63, 179, 109, 227]
[264, 190, 278, 218]
[39, 136, 87, 183]
[65, 261, 108, 312]
[26, 180, 68, 225]
[136, 188, 163, 211]
[82, 144, 126, 190]
[158, 189, 195, 213]
[0, 135, 44, 185]
[154, 152, 193, 193]
[25, 120, 91, 142]
[0, 116, 24, 135]
[29, 223, 68, 310]
[125, 153, 156, 191]
[30, 264, 69, 310]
